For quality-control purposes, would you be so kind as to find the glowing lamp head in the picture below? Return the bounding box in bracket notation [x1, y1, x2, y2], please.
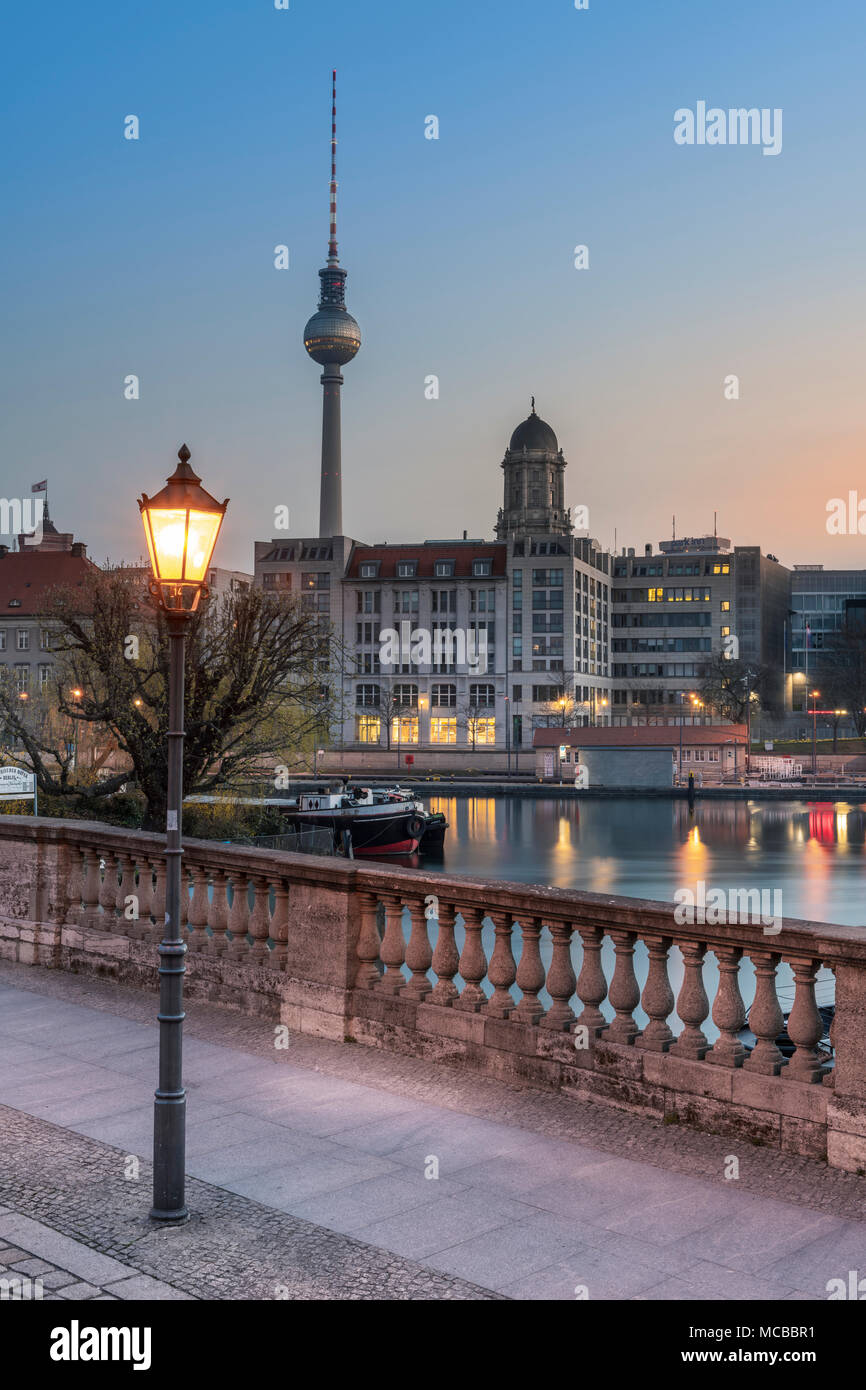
[138, 445, 228, 613]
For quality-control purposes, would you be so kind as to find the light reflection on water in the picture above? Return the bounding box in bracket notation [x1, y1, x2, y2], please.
[394, 797, 865, 1031]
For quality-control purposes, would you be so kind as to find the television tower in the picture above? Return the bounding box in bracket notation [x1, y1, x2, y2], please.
[303, 70, 361, 538]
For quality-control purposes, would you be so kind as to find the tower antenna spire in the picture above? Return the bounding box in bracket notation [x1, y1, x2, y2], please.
[328, 68, 339, 265]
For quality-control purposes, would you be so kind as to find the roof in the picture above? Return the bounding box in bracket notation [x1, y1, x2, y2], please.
[509, 412, 558, 454]
[0, 551, 98, 617]
[345, 542, 507, 581]
[533, 724, 748, 749]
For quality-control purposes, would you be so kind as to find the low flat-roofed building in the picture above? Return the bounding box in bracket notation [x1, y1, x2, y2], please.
[533, 723, 747, 787]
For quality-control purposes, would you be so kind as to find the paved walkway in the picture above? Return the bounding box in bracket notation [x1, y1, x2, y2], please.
[2, 961, 866, 1300]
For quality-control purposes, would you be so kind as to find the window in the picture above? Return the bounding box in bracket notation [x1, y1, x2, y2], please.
[356, 622, 378, 645]
[392, 684, 418, 707]
[472, 559, 492, 577]
[14, 664, 29, 693]
[431, 683, 456, 707]
[470, 589, 496, 613]
[302, 572, 330, 590]
[38, 664, 51, 692]
[40, 629, 52, 651]
[469, 683, 495, 708]
[468, 717, 496, 745]
[512, 685, 522, 702]
[720, 600, 730, 612]
[356, 684, 380, 707]
[356, 590, 380, 614]
[532, 569, 563, 587]
[431, 717, 456, 744]
[357, 715, 381, 743]
[396, 561, 417, 578]
[391, 715, 419, 744]
[0, 632, 5, 652]
[359, 562, 379, 579]
[393, 590, 419, 614]
[16, 630, 29, 651]
[434, 560, 455, 577]
[431, 590, 456, 613]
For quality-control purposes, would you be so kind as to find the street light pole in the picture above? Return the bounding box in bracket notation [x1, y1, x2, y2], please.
[811, 689, 820, 776]
[152, 610, 187, 1221]
[504, 694, 510, 776]
[139, 444, 227, 1224]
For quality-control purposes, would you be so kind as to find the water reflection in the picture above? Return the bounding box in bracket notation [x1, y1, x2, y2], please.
[422, 795, 866, 929]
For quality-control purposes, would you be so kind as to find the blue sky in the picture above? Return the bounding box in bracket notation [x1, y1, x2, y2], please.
[2, 0, 865, 571]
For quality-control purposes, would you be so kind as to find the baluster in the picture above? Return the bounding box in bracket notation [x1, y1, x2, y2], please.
[67, 844, 86, 927]
[377, 894, 406, 994]
[485, 910, 517, 1017]
[825, 965, 837, 1088]
[149, 856, 167, 942]
[604, 929, 640, 1043]
[574, 924, 607, 1038]
[636, 933, 674, 1052]
[228, 871, 251, 960]
[355, 891, 382, 988]
[454, 906, 488, 1012]
[670, 940, 710, 1059]
[178, 863, 191, 939]
[430, 900, 460, 1005]
[402, 896, 433, 999]
[540, 920, 576, 1031]
[206, 869, 230, 956]
[743, 950, 785, 1075]
[115, 854, 138, 937]
[514, 915, 546, 1024]
[708, 945, 746, 1067]
[81, 847, 102, 929]
[98, 850, 118, 927]
[136, 858, 154, 935]
[268, 876, 289, 969]
[785, 955, 826, 1083]
[186, 864, 210, 954]
[248, 876, 271, 965]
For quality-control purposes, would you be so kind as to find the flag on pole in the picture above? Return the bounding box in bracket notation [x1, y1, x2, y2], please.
[32, 481, 47, 492]
[805, 622, 812, 649]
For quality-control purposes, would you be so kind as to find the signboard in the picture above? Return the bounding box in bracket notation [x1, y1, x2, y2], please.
[0, 767, 36, 802]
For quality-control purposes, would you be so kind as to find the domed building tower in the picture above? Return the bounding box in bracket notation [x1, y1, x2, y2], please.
[304, 71, 361, 538]
[495, 399, 572, 540]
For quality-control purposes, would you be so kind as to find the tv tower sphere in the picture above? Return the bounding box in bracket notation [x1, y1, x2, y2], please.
[303, 307, 361, 366]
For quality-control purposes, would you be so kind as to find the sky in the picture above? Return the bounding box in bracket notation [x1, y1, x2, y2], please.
[1, 0, 865, 573]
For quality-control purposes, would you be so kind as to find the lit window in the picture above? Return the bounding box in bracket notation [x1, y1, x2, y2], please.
[431, 717, 457, 744]
[358, 716, 381, 743]
[391, 715, 419, 744]
[468, 717, 496, 745]
[721, 601, 730, 612]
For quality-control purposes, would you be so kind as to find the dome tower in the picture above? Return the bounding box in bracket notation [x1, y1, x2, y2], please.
[304, 71, 361, 538]
[495, 399, 572, 539]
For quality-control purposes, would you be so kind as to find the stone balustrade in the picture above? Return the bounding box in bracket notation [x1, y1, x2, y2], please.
[2, 815, 866, 1172]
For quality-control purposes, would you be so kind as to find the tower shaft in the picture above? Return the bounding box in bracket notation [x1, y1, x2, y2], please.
[319, 364, 343, 537]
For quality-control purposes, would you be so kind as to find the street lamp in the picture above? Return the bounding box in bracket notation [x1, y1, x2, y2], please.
[138, 444, 228, 1224]
[810, 689, 820, 776]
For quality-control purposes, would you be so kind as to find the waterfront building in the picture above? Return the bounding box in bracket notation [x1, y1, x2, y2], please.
[788, 565, 866, 711]
[533, 723, 748, 786]
[611, 538, 790, 722]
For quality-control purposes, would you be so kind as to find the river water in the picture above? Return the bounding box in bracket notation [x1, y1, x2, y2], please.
[399, 795, 865, 1028]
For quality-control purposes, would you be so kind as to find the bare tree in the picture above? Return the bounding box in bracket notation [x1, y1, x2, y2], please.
[0, 569, 335, 829]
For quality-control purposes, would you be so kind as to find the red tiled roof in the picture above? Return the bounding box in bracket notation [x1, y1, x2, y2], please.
[345, 542, 507, 580]
[0, 551, 98, 616]
[533, 725, 747, 749]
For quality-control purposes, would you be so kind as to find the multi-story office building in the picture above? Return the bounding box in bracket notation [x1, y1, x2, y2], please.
[611, 538, 790, 722]
[789, 565, 866, 711]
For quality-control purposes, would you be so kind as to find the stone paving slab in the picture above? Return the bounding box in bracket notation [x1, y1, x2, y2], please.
[0, 1217, 191, 1301]
[3, 963, 866, 1300]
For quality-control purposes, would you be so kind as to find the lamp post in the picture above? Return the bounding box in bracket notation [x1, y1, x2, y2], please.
[138, 444, 228, 1224]
[504, 694, 510, 776]
[810, 689, 820, 776]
